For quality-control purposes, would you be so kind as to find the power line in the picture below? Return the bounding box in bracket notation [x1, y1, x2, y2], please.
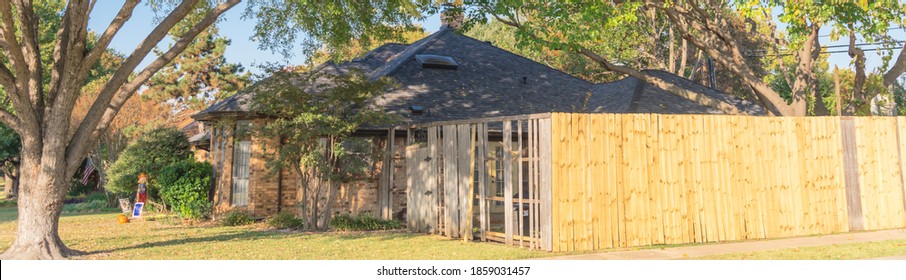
[745, 46, 902, 57]
[744, 41, 903, 57]
[818, 27, 904, 38]
[823, 41, 904, 49]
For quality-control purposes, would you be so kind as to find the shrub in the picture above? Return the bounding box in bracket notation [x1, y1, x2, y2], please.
[266, 212, 304, 229]
[67, 179, 94, 198]
[0, 199, 15, 207]
[220, 210, 254, 226]
[62, 200, 117, 213]
[105, 127, 192, 196]
[329, 214, 403, 231]
[158, 160, 213, 219]
[86, 191, 108, 203]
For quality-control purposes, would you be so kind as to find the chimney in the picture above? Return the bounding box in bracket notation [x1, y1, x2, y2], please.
[440, 4, 464, 31]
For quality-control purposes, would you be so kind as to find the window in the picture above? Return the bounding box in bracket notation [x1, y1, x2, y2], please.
[231, 121, 252, 206]
[341, 138, 376, 178]
[231, 140, 251, 206]
[415, 54, 459, 69]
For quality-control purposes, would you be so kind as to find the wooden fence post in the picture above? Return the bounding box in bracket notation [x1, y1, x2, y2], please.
[840, 117, 864, 231]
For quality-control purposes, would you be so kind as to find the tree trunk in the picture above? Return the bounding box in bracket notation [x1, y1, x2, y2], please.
[1, 153, 80, 260]
[295, 166, 311, 231]
[810, 27, 830, 116]
[834, 66, 842, 116]
[320, 180, 337, 230]
[3, 166, 17, 198]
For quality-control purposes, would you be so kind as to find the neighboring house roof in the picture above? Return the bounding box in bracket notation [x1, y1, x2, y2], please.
[188, 131, 211, 145]
[193, 29, 765, 124]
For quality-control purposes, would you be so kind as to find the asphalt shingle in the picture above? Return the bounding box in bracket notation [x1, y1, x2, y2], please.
[194, 29, 765, 124]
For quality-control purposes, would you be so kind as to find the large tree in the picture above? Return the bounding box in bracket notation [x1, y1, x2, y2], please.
[252, 69, 397, 230]
[144, 25, 250, 112]
[0, 124, 20, 198]
[0, 0, 241, 260]
[470, 1, 906, 116]
[0, 0, 429, 260]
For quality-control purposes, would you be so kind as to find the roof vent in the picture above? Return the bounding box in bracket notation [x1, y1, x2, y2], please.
[409, 105, 425, 115]
[415, 54, 459, 70]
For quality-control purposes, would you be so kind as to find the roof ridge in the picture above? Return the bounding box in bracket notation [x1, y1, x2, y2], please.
[353, 42, 408, 62]
[638, 69, 748, 103]
[367, 29, 450, 80]
[626, 77, 645, 112]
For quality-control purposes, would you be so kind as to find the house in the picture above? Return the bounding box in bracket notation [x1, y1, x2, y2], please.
[190, 22, 765, 222]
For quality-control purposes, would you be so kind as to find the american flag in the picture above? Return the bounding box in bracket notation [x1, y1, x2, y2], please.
[80, 159, 95, 185]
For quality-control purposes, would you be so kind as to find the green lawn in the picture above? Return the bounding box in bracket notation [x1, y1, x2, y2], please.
[697, 239, 906, 260]
[0, 207, 561, 260]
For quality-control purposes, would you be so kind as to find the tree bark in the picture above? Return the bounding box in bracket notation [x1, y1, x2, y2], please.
[844, 30, 867, 115]
[882, 41, 906, 88]
[3, 174, 13, 198]
[0, 152, 79, 260]
[834, 66, 842, 116]
[805, 25, 829, 116]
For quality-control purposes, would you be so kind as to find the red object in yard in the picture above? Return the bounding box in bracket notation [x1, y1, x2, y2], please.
[136, 173, 148, 203]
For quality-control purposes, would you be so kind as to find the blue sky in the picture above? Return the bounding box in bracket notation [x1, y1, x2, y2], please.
[87, 1, 902, 77]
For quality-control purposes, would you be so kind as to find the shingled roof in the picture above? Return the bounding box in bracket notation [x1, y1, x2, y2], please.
[193, 29, 765, 123]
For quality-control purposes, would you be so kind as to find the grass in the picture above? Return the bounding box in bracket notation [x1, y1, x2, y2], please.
[0, 207, 563, 260]
[1, 193, 902, 260]
[697, 239, 906, 260]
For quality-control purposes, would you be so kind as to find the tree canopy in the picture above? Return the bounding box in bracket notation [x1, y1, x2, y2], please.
[251, 69, 398, 230]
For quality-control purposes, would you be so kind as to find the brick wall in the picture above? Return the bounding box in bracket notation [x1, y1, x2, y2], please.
[209, 119, 408, 220]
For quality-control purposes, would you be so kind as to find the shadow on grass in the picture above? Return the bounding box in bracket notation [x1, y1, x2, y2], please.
[61, 211, 121, 218]
[331, 230, 422, 242]
[1, 207, 122, 224]
[0, 207, 17, 223]
[85, 230, 292, 256]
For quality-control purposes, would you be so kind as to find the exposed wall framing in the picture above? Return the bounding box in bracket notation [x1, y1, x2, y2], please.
[404, 113, 554, 251]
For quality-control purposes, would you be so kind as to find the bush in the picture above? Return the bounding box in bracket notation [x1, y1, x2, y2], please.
[105, 127, 192, 196]
[158, 160, 212, 219]
[329, 214, 403, 231]
[62, 191, 114, 213]
[62, 200, 117, 213]
[220, 210, 254, 226]
[67, 179, 94, 198]
[87, 191, 108, 202]
[0, 199, 16, 207]
[266, 212, 304, 229]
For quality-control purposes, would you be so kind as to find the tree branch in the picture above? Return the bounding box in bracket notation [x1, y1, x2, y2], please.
[0, 108, 20, 133]
[66, 0, 240, 170]
[577, 47, 749, 115]
[651, 0, 796, 115]
[849, 29, 866, 106]
[492, 2, 753, 115]
[883, 41, 906, 88]
[80, 0, 139, 80]
[0, 62, 14, 92]
[0, 0, 39, 130]
[45, 0, 73, 108]
[67, 0, 202, 154]
[11, 0, 46, 117]
[0, 1, 26, 80]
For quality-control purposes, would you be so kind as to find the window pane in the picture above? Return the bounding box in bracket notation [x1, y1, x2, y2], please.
[232, 141, 251, 206]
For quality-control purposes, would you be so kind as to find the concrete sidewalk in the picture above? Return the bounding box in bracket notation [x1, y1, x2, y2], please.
[537, 229, 906, 260]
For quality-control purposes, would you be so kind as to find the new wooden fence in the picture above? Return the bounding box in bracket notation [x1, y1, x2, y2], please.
[550, 113, 906, 252]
